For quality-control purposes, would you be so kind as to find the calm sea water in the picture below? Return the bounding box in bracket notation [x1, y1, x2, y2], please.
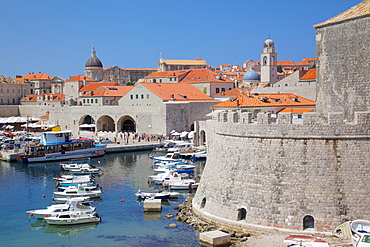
[0, 151, 205, 247]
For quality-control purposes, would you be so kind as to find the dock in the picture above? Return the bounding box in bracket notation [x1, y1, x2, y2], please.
[0, 141, 163, 162]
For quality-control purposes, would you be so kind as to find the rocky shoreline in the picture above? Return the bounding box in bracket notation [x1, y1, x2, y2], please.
[174, 196, 250, 246]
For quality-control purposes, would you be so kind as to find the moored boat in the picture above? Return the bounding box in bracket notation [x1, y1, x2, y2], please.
[15, 130, 106, 163]
[44, 212, 101, 225]
[350, 220, 370, 247]
[27, 197, 95, 219]
[53, 185, 102, 199]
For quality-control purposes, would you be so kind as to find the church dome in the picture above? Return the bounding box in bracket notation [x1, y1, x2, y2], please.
[264, 38, 274, 48]
[85, 46, 103, 68]
[243, 70, 260, 81]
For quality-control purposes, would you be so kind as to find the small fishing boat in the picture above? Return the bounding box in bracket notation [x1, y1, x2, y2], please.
[191, 150, 207, 161]
[68, 166, 103, 175]
[44, 212, 101, 225]
[134, 190, 180, 200]
[149, 152, 184, 163]
[283, 235, 329, 247]
[166, 180, 199, 190]
[27, 197, 95, 219]
[55, 175, 94, 185]
[53, 185, 102, 199]
[16, 130, 106, 163]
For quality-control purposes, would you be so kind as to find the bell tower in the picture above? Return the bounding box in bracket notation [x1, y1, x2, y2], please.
[260, 37, 278, 85]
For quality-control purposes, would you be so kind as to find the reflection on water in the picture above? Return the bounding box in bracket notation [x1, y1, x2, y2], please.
[1, 150, 205, 247]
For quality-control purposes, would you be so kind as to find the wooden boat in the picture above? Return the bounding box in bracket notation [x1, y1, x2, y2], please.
[15, 130, 106, 163]
[44, 212, 101, 225]
[283, 235, 329, 247]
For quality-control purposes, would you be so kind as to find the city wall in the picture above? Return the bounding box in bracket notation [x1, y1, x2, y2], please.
[193, 110, 370, 233]
[0, 105, 19, 117]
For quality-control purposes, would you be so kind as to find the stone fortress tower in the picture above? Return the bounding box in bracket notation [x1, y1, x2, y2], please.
[84, 45, 104, 81]
[193, 1, 370, 234]
[260, 37, 278, 85]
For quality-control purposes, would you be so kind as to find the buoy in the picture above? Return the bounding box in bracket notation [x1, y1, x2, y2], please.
[45, 215, 49, 217]
[147, 180, 150, 184]
[120, 199, 125, 202]
[52, 197, 55, 200]
[42, 194, 46, 198]
[30, 213, 33, 216]
[160, 186, 164, 188]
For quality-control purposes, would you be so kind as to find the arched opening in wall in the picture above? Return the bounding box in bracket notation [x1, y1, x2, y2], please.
[117, 115, 136, 133]
[200, 197, 206, 209]
[79, 115, 95, 132]
[303, 215, 315, 230]
[97, 115, 115, 132]
[272, 56, 276, 66]
[237, 208, 247, 221]
[263, 56, 267, 65]
[190, 123, 194, 131]
[200, 130, 206, 146]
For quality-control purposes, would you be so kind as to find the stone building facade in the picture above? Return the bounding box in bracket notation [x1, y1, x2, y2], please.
[192, 1, 370, 234]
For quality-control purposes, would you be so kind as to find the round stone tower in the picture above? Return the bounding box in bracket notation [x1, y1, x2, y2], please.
[193, 1, 370, 234]
[84, 45, 103, 81]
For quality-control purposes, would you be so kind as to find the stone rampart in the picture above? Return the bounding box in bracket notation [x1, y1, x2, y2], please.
[193, 110, 370, 233]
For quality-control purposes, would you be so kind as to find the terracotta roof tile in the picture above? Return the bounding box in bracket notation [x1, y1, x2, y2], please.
[315, 0, 370, 28]
[22, 72, 53, 80]
[66, 74, 96, 82]
[79, 82, 118, 92]
[81, 85, 134, 97]
[140, 83, 217, 102]
[212, 93, 316, 108]
[214, 88, 252, 97]
[278, 108, 314, 114]
[180, 69, 233, 83]
[300, 68, 316, 80]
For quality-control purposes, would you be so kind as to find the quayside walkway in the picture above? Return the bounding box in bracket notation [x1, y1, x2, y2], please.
[0, 141, 163, 162]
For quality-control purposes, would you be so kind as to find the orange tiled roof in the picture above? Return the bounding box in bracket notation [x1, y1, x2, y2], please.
[278, 108, 314, 114]
[140, 83, 216, 102]
[146, 70, 190, 78]
[21, 73, 53, 80]
[81, 85, 134, 97]
[214, 88, 252, 97]
[212, 93, 316, 108]
[66, 75, 96, 82]
[79, 82, 119, 92]
[121, 68, 157, 71]
[300, 68, 316, 80]
[315, 1, 370, 28]
[20, 95, 37, 101]
[180, 69, 233, 83]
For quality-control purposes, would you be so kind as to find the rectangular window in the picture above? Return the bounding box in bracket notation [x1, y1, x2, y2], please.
[87, 99, 89, 103]
[13, 89, 15, 93]
[95, 99, 98, 103]
[136, 94, 138, 99]
[130, 94, 133, 100]
[147, 94, 149, 99]
[216, 88, 220, 93]
[141, 94, 144, 99]
[222, 88, 225, 92]
[105, 100, 108, 104]
[83, 99, 86, 103]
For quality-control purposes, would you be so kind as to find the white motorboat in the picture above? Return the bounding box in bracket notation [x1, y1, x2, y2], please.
[53, 185, 102, 199]
[166, 180, 199, 190]
[27, 197, 95, 219]
[60, 160, 97, 171]
[153, 162, 195, 173]
[150, 171, 189, 185]
[149, 152, 184, 163]
[351, 220, 370, 247]
[16, 130, 106, 163]
[68, 166, 103, 175]
[191, 150, 207, 160]
[54, 175, 94, 185]
[44, 212, 101, 225]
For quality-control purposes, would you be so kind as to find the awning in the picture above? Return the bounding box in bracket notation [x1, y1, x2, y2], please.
[79, 124, 96, 128]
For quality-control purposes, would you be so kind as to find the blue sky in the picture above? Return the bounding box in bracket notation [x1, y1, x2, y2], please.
[0, 0, 361, 79]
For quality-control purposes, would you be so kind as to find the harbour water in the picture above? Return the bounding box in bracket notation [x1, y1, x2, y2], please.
[0, 150, 205, 247]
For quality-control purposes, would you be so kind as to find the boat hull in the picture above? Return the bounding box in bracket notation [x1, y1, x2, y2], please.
[16, 147, 105, 163]
[45, 215, 101, 225]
